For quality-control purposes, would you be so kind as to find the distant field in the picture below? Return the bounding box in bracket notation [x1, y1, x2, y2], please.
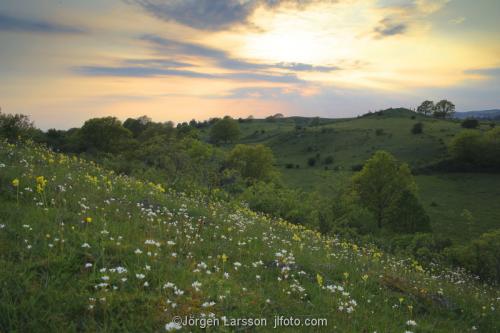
[416, 173, 500, 241]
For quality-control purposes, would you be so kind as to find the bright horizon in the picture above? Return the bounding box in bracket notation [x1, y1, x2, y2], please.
[1, 0, 499, 130]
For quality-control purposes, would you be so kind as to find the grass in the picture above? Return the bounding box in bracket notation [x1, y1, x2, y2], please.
[0, 140, 499, 332]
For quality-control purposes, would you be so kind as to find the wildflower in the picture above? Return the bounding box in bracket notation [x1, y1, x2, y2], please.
[165, 321, 182, 331]
[221, 253, 228, 263]
[406, 320, 417, 326]
[292, 234, 301, 241]
[36, 176, 47, 193]
[316, 273, 323, 287]
[85, 263, 93, 268]
[362, 274, 369, 282]
[223, 272, 230, 279]
[12, 178, 19, 187]
[81, 243, 91, 248]
[343, 272, 349, 279]
[85, 217, 92, 223]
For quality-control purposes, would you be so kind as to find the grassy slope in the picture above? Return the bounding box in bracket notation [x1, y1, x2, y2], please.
[220, 111, 500, 241]
[1, 141, 499, 332]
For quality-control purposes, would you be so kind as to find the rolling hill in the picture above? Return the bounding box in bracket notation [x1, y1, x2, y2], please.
[1, 140, 499, 332]
[200, 109, 500, 241]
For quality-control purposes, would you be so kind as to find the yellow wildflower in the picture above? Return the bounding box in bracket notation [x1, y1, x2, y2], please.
[343, 272, 349, 280]
[221, 254, 228, 263]
[292, 234, 301, 241]
[12, 178, 19, 187]
[316, 273, 323, 287]
[362, 274, 369, 282]
[85, 217, 92, 223]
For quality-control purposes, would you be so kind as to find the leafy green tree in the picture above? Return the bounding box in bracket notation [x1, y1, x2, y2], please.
[0, 111, 35, 142]
[449, 130, 483, 164]
[80, 117, 133, 153]
[386, 190, 431, 233]
[433, 100, 455, 118]
[209, 116, 241, 143]
[226, 144, 276, 183]
[123, 115, 152, 138]
[483, 127, 500, 166]
[416, 100, 434, 116]
[352, 151, 416, 229]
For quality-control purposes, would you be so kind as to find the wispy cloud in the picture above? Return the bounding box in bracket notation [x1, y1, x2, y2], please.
[74, 66, 214, 78]
[141, 34, 341, 73]
[0, 13, 85, 34]
[373, 17, 407, 38]
[465, 67, 500, 78]
[127, 0, 337, 31]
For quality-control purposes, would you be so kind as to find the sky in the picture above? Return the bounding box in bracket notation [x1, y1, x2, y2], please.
[0, 0, 499, 129]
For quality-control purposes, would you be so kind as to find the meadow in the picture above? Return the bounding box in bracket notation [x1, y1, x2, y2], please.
[1, 140, 499, 332]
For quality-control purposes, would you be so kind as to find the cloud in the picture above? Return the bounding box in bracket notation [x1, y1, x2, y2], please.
[0, 13, 85, 34]
[465, 67, 500, 78]
[74, 66, 214, 78]
[127, 0, 336, 31]
[141, 34, 341, 73]
[373, 17, 407, 38]
[74, 60, 303, 83]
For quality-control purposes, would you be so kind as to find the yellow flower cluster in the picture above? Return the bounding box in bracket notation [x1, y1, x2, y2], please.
[36, 176, 47, 193]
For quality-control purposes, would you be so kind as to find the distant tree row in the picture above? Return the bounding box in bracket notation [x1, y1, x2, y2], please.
[416, 100, 455, 118]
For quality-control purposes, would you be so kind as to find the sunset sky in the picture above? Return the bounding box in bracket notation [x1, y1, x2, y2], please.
[1, 0, 499, 129]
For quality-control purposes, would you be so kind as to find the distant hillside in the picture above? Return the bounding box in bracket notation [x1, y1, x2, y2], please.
[455, 109, 500, 120]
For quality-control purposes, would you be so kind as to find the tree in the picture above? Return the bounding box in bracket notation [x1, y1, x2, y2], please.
[80, 117, 133, 153]
[433, 100, 455, 118]
[449, 130, 483, 164]
[226, 144, 276, 183]
[352, 151, 416, 229]
[0, 111, 35, 142]
[123, 115, 152, 138]
[417, 100, 434, 116]
[209, 116, 241, 144]
[386, 190, 431, 233]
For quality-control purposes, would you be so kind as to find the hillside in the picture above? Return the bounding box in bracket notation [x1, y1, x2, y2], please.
[1, 141, 499, 332]
[201, 110, 500, 242]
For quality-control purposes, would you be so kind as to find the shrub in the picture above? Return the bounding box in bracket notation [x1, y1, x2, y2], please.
[411, 122, 423, 134]
[461, 118, 479, 129]
[375, 128, 385, 136]
[226, 144, 276, 183]
[446, 229, 500, 282]
[307, 157, 316, 167]
[324, 155, 334, 165]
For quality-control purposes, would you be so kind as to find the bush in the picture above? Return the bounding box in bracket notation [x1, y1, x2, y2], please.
[324, 155, 334, 165]
[375, 128, 385, 136]
[285, 163, 295, 169]
[226, 144, 276, 183]
[461, 118, 479, 129]
[411, 122, 423, 134]
[446, 229, 500, 282]
[307, 157, 316, 167]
